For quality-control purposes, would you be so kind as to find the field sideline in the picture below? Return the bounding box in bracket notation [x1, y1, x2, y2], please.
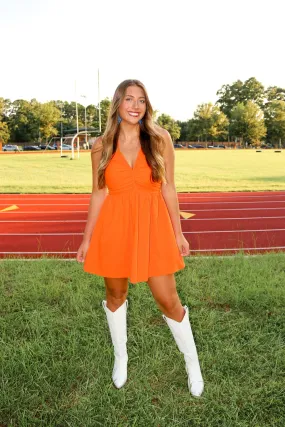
[1, 150, 285, 193]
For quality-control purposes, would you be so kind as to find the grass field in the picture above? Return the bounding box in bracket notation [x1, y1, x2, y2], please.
[1, 150, 285, 193]
[1, 253, 285, 426]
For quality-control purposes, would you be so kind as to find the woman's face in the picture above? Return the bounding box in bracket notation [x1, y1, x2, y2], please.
[118, 85, 147, 124]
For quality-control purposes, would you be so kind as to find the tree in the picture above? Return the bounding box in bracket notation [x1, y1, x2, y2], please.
[35, 102, 61, 141]
[156, 114, 180, 141]
[265, 86, 285, 103]
[186, 119, 204, 141]
[86, 104, 97, 128]
[241, 77, 265, 108]
[230, 101, 266, 146]
[264, 100, 285, 146]
[7, 99, 60, 142]
[0, 97, 11, 117]
[0, 98, 10, 143]
[52, 100, 98, 136]
[8, 100, 39, 142]
[216, 77, 265, 117]
[92, 98, 111, 134]
[57, 101, 83, 134]
[177, 120, 189, 141]
[193, 103, 229, 142]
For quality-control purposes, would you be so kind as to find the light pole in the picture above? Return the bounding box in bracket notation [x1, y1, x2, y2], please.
[60, 102, 63, 139]
[80, 95, 88, 149]
[73, 80, 79, 160]
[98, 69, 101, 133]
[59, 101, 63, 157]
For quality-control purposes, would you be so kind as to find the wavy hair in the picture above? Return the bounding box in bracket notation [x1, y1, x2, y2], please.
[97, 79, 166, 189]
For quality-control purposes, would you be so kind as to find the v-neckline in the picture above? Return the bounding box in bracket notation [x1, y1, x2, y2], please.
[117, 144, 141, 170]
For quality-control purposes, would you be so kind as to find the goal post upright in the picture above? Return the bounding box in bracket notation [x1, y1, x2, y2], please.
[98, 68, 101, 133]
[61, 71, 101, 160]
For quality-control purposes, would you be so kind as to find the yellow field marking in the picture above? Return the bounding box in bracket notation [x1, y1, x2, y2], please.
[179, 211, 195, 219]
[0, 205, 19, 212]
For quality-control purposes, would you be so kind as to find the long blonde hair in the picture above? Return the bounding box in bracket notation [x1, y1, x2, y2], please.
[97, 79, 166, 188]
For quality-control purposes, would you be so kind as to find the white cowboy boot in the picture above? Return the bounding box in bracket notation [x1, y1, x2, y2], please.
[162, 305, 204, 397]
[102, 299, 128, 389]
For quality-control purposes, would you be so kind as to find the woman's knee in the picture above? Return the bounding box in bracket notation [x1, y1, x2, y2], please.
[148, 276, 178, 307]
[156, 295, 181, 314]
[104, 277, 128, 309]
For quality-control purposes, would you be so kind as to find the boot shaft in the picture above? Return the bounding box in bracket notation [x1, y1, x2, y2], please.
[102, 299, 128, 350]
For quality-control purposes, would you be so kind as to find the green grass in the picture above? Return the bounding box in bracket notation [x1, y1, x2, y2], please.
[1, 253, 285, 426]
[1, 150, 285, 193]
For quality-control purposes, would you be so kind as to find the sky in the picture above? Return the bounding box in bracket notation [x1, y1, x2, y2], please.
[1, 0, 284, 121]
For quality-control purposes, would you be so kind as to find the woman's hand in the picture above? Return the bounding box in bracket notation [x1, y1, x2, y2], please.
[176, 233, 190, 256]
[76, 240, 90, 263]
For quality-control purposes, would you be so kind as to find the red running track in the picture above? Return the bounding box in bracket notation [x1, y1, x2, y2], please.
[0, 191, 285, 258]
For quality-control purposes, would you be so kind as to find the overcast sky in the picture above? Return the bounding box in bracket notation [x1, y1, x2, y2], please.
[1, 0, 284, 120]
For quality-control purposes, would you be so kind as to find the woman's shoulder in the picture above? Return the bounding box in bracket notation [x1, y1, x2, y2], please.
[153, 125, 172, 153]
[91, 136, 104, 155]
[154, 124, 171, 140]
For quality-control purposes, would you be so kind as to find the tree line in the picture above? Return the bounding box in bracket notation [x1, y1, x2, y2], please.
[0, 77, 285, 147]
[178, 78, 285, 147]
[0, 98, 110, 144]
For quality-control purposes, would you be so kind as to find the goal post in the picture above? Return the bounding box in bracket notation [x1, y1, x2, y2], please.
[63, 130, 100, 159]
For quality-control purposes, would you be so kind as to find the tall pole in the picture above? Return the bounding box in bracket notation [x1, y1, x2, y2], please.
[80, 95, 88, 148]
[98, 68, 101, 133]
[74, 80, 79, 160]
[60, 102, 63, 138]
[85, 106, 87, 147]
[60, 101, 63, 157]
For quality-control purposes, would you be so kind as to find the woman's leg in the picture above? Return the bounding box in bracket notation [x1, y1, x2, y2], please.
[104, 277, 129, 311]
[102, 277, 129, 389]
[147, 273, 204, 397]
[147, 273, 185, 321]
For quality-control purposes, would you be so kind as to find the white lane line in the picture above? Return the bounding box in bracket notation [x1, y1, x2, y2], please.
[0, 258, 77, 260]
[181, 216, 285, 221]
[0, 211, 88, 214]
[0, 233, 83, 236]
[0, 216, 284, 223]
[179, 200, 285, 204]
[1, 253, 282, 261]
[1, 216, 284, 223]
[188, 246, 285, 252]
[0, 251, 77, 254]
[0, 220, 85, 223]
[0, 196, 90, 203]
[0, 196, 90, 198]
[0, 204, 89, 206]
[1, 229, 285, 236]
[179, 198, 285, 201]
[1, 208, 285, 215]
[1, 247, 284, 255]
[179, 195, 285, 198]
[1, 201, 285, 206]
[184, 228, 285, 234]
[2, 194, 285, 201]
[1, 191, 285, 195]
[179, 192, 285, 195]
[181, 207, 285, 212]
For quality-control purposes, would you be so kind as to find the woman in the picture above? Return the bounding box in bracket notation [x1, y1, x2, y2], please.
[76, 79, 204, 397]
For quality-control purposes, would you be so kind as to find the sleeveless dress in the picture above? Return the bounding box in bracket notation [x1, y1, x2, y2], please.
[84, 142, 185, 284]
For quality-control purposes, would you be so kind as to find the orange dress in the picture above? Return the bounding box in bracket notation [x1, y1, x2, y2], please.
[84, 143, 185, 283]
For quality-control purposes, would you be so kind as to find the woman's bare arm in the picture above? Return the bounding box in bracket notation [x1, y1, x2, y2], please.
[160, 129, 183, 238]
[82, 137, 108, 244]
